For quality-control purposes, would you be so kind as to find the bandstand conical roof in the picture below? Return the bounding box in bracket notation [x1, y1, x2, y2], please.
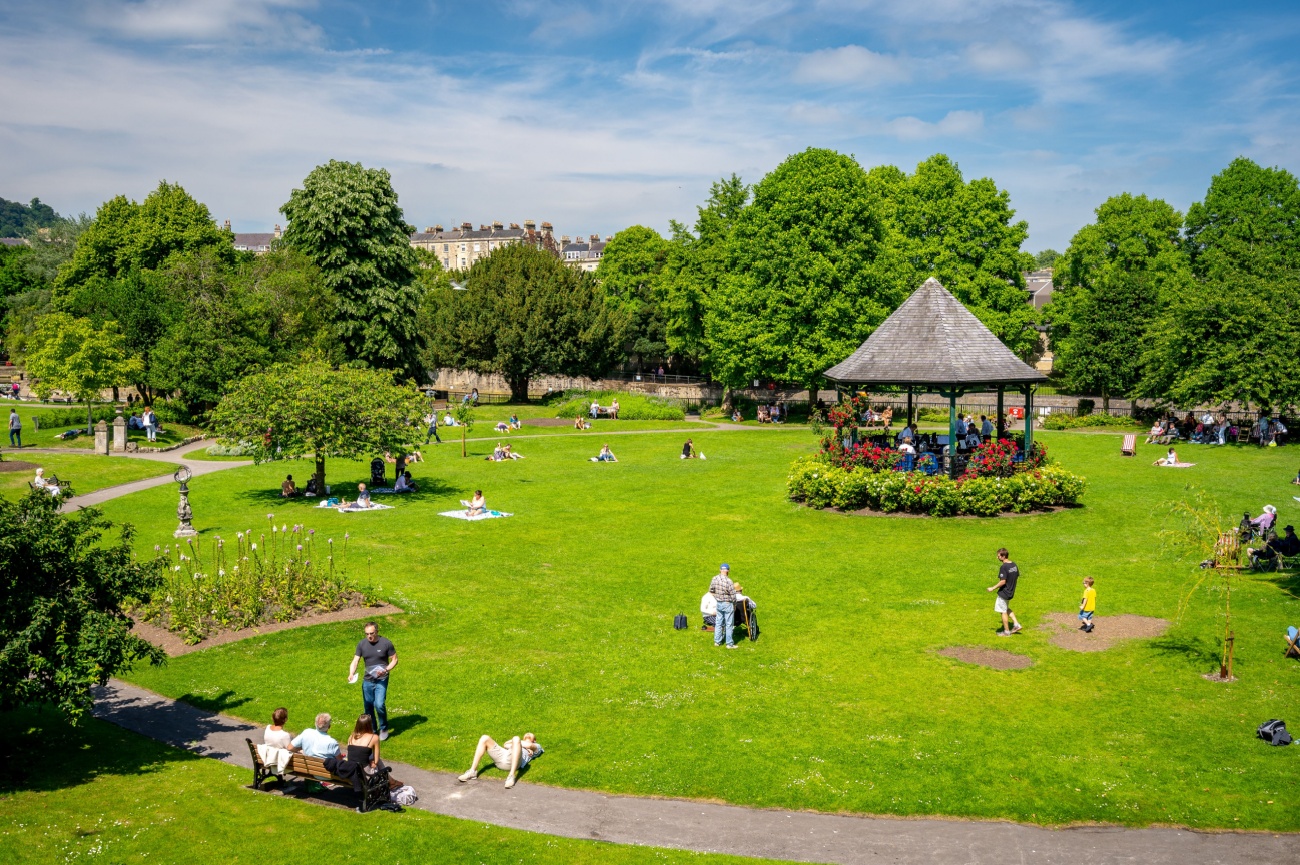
[823, 277, 1047, 390]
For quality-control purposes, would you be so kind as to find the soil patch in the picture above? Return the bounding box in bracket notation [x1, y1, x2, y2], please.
[1040, 612, 1169, 652]
[827, 504, 1080, 519]
[937, 646, 1034, 670]
[0, 459, 38, 473]
[522, 417, 572, 427]
[131, 603, 403, 657]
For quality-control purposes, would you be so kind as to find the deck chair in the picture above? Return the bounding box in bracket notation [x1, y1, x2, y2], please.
[1286, 626, 1300, 660]
[1121, 434, 1136, 456]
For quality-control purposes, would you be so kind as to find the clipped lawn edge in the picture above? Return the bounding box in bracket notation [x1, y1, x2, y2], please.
[131, 602, 403, 657]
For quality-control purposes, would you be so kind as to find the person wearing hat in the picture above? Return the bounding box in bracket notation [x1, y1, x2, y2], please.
[1250, 505, 1278, 538]
[1254, 524, 1300, 567]
[708, 564, 739, 648]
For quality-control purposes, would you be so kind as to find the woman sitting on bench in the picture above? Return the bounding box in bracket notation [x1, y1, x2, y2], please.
[32, 468, 61, 497]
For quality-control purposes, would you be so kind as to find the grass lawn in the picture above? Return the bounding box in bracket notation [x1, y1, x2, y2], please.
[0, 452, 174, 501]
[97, 426, 1300, 831]
[3, 403, 203, 451]
[0, 707, 767, 865]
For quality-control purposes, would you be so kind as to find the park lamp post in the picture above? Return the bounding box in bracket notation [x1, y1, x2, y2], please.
[173, 464, 198, 539]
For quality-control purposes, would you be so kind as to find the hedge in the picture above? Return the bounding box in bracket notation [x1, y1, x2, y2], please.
[551, 390, 685, 421]
[1042, 412, 1144, 430]
[787, 455, 1086, 517]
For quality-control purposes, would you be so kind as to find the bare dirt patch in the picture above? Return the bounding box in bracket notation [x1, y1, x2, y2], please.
[131, 603, 403, 657]
[1040, 612, 1169, 652]
[0, 459, 38, 473]
[937, 646, 1034, 670]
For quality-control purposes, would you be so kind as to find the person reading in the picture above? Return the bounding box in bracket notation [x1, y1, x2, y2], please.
[593, 444, 617, 462]
[466, 490, 487, 516]
[394, 471, 416, 493]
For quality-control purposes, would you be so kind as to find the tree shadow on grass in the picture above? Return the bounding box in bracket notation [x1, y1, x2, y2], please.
[177, 689, 253, 714]
[0, 704, 214, 794]
[234, 477, 456, 507]
[1258, 569, 1300, 601]
[1147, 634, 1221, 670]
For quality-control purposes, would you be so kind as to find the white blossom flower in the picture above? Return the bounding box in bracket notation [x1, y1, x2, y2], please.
[251, 543, 257, 550]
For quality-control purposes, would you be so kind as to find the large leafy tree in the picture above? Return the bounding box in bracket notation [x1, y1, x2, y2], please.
[706, 148, 895, 391]
[280, 160, 423, 379]
[209, 363, 425, 491]
[0, 196, 60, 238]
[2, 215, 90, 361]
[1049, 193, 1191, 407]
[657, 175, 749, 373]
[1139, 270, 1300, 410]
[25, 313, 141, 431]
[596, 225, 669, 368]
[426, 243, 627, 401]
[1185, 157, 1300, 279]
[867, 154, 1037, 357]
[0, 491, 165, 722]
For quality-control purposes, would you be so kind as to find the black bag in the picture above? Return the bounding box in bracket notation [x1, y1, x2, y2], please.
[673, 613, 687, 630]
[1257, 719, 1292, 746]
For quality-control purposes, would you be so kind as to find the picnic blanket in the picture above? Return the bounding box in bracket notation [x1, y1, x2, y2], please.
[1156, 462, 1197, 468]
[439, 509, 512, 521]
[316, 499, 394, 511]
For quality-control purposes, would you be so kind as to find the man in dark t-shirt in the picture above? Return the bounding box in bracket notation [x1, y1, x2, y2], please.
[348, 622, 398, 740]
[986, 548, 1022, 636]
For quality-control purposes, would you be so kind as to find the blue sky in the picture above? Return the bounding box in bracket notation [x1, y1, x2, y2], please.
[1, 1, 1298, 250]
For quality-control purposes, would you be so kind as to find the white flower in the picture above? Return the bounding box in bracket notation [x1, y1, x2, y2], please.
[251, 543, 257, 550]
[218, 569, 226, 577]
[173, 565, 181, 572]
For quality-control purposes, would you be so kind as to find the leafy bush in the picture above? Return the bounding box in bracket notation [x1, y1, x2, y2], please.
[132, 518, 367, 644]
[787, 455, 1086, 517]
[205, 441, 253, 456]
[151, 400, 193, 424]
[551, 390, 685, 421]
[1042, 412, 1143, 430]
[1076, 398, 1095, 416]
[32, 405, 119, 428]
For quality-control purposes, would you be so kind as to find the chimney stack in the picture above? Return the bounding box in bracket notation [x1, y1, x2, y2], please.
[561, 235, 570, 244]
[223, 219, 231, 231]
[462, 222, 472, 230]
[590, 234, 599, 243]
[509, 223, 520, 229]
[423, 226, 435, 234]
[524, 219, 536, 231]
[434, 224, 443, 232]
[540, 221, 553, 234]
[492, 220, 503, 230]
[273, 224, 281, 239]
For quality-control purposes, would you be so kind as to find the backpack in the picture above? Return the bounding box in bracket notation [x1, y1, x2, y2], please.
[1257, 719, 1292, 746]
[390, 784, 419, 806]
[673, 613, 687, 630]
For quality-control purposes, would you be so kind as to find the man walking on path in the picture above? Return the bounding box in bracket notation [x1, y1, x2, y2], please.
[424, 411, 442, 444]
[349, 622, 398, 740]
[986, 548, 1022, 636]
[8, 408, 20, 448]
[710, 564, 739, 649]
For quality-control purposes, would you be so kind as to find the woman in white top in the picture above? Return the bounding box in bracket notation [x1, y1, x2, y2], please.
[467, 490, 487, 516]
[1155, 447, 1179, 466]
[264, 707, 293, 749]
[610, 399, 620, 420]
[32, 468, 61, 497]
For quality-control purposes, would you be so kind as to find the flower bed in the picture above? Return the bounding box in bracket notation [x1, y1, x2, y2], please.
[131, 517, 367, 644]
[787, 455, 1086, 517]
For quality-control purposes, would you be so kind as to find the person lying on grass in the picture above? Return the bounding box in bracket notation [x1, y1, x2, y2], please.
[591, 444, 617, 462]
[466, 490, 487, 516]
[495, 421, 511, 434]
[458, 732, 544, 789]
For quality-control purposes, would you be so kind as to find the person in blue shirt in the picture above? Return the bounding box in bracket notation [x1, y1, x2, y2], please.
[289, 713, 340, 758]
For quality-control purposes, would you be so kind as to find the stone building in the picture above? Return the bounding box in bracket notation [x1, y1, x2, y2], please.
[561, 234, 609, 272]
[409, 220, 559, 270]
[1024, 268, 1053, 308]
[224, 220, 281, 254]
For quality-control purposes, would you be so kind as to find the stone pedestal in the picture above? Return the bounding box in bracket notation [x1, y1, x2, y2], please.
[112, 414, 127, 452]
[94, 420, 109, 455]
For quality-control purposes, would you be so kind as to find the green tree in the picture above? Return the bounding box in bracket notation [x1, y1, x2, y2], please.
[658, 175, 749, 372]
[209, 363, 425, 491]
[706, 149, 894, 391]
[0, 491, 165, 721]
[596, 225, 669, 368]
[1139, 270, 1300, 411]
[280, 160, 423, 378]
[0, 196, 60, 238]
[56, 182, 233, 289]
[426, 243, 627, 402]
[1034, 249, 1060, 268]
[867, 154, 1037, 357]
[0, 243, 40, 299]
[25, 313, 142, 432]
[1051, 193, 1191, 407]
[1185, 157, 1300, 279]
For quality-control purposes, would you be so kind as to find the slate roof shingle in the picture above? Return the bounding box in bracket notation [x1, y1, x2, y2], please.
[823, 277, 1047, 389]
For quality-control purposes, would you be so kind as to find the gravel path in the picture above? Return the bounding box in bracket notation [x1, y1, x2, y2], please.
[91, 680, 1298, 865]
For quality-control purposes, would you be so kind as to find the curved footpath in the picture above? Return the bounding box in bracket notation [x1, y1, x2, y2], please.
[70, 439, 1298, 864]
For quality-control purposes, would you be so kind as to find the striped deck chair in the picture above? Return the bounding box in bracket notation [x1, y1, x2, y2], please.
[1121, 434, 1136, 456]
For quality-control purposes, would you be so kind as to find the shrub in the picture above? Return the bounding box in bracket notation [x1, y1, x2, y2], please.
[205, 441, 254, 456]
[132, 519, 366, 644]
[787, 454, 1086, 517]
[151, 400, 193, 425]
[32, 405, 119, 428]
[1076, 398, 1095, 415]
[551, 390, 685, 421]
[1042, 412, 1143, 430]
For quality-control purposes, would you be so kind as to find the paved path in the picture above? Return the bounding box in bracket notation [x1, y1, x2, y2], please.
[54, 440, 252, 512]
[92, 680, 1296, 865]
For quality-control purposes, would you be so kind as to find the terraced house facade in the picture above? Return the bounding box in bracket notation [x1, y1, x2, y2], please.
[409, 220, 560, 270]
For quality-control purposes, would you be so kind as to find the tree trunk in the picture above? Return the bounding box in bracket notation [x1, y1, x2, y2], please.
[461, 427, 467, 458]
[508, 375, 530, 403]
[86, 400, 93, 435]
[314, 454, 326, 495]
[1102, 384, 1110, 414]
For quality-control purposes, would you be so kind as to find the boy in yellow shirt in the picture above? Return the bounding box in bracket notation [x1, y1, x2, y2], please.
[1078, 577, 1096, 632]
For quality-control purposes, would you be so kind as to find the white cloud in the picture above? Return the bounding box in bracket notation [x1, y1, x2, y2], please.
[84, 0, 322, 45]
[883, 110, 983, 141]
[794, 44, 908, 86]
[787, 102, 845, 125]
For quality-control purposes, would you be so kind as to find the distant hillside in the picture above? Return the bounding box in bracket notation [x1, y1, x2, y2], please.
[0, 197, 61, 238]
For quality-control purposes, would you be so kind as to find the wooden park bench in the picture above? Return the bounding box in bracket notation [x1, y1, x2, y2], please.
[1121, 434, 1136, 456]
[28, 474, 71, 495]
[246, 739, 391, 813]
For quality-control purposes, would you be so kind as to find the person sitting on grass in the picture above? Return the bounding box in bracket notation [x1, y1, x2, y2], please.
[573, 415, 590, 430]
[1154, 447, 1180, 466]
[281, 474, 298, 498]
[509, 413, 521, 430]
[1292, 468, 1300, 486]
[503, 444, 523, 460]
[290, 713, 340, 759]
[466, 490, 487, 517]
[1146, 420, 1165, 444]
[457, 732, 544, 789]
[1251, 524, 1299, 567]
[337, 484, 373, 510]
[681, 438, 696, 459]
[592, 443, 617, 462]
[700, 589, 716, 630]
[731, 407, 743, 423]
[394, 471, 416, 493]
